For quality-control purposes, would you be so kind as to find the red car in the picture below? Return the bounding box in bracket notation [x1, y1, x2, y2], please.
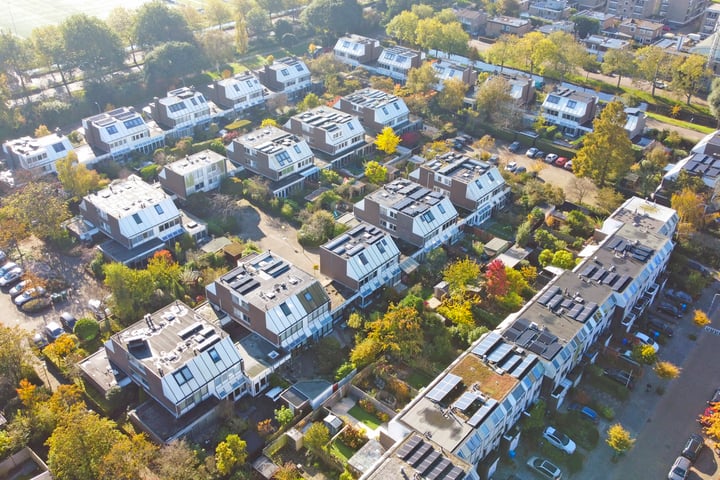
[700, 405, 717, 426]
[554, 157, 568, 168]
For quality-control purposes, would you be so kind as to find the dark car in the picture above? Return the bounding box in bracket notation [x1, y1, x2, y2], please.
[509, 141, 521, 152]
[515, 166, 528, 174]
[533, 150, 546, 159]
[59, 312, 77, 332]
[603, 368, 634, 389]
[488, 154, 499, 165]
[568, 403, 599, 424]
[644, 318, 674, 338]
[708, 387, 720, 404]
[664, 288, 692, 305]
[657, 301, 683, 318]
[681, 433, 704, 462]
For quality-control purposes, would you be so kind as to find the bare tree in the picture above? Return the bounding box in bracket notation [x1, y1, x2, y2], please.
[569, 176, 594, 205]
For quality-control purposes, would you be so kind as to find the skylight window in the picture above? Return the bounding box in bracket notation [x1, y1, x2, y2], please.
[233, 84, 241, 92]
[293, 145, 302, 154]
[52, 142, 66, 153]
[123, 117, 144, 129]
[106, 125, 118, 135]
[155, 205, 164, 215]
[132, 213, 142, 224]
[246, 80, 254, 87]
[281, 69, 290, 76]
[438, 204, 446, 214]
[358, 253, 368, 265]
[295, 64, 304, 72]
[208, 348, 221, 363]
[567, 100, 577, 108]
[304, 292, 313, 301]
[422, 211, 435, 223]
[173, 366, 194, 385]
[280, 302, 291, 315]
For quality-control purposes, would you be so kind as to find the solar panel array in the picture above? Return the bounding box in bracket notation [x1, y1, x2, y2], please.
[502, 318, 566, 361]
[452, 391, 482, 412]
[467, 398, 498, 427]
[606, 235, 654, 263]
[426, 373, 462, 403]
[395, 435, 465, 480]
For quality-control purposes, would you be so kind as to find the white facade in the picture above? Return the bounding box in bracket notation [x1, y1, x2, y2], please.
[333, 34, 381, 66]
[213, 72, 265, 111]
[155, 87, 211, 129]
[335, 88, 410, 133]
[263, 57, 311, 94]
[159, 149, 230, 199]
[376, 47, 422, 82]
[287, 107, 366, 156]
[2, 133, 73, 173]
[83, 107, 162, 156]
[541, 89, 597, 136]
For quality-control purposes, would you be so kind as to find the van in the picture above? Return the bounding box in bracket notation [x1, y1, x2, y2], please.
[265, 386, 284, 402]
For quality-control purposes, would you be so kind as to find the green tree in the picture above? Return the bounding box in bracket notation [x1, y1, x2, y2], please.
[595, 187, 624, 215]
[133, 0, 194, 49]
[298, 210, 338, 246]
[205, 0, 232, 28]
[485, 34, 519, 73]
[98, 433, 157, 480]
[406, 62, 438, 94]
[56, 151, 104, 201]
[375, 126, 401, 155]
[385, 10, 419, 45]
[0, 32, 34, 102]
[601, 47, 635, 88]
[144, 42, 207, 93]
[606, 423, 635, 457]
[551, 250, 576, 269]
[573, 16, 600, 39]
[199, 30, 235, 72]
[475, 76, 515, 126]
[672, 54, 711, 105]
[635, 45, 671, 96]
[274, 405, 294, 427]
[298, 92, 321, 112]
[106, 7, 141, 68]
[60, 14, 125, 78]
[516, 31, 554, 75]
[301, 0, 363, 36]
[0, 326, 29, 387]
[246, 7, 272, 36]
[538, 248, 554, 267]
[30, 25, 73, 96]
[46, 407, 122, 480]
[443, 257, 481, 293]
[364, 160, 388, 184]
[234, 13, 249, 54]
[215, 434, 247, 476]
[303, 422, 330, 453]
[709, 78, 720, 128]
[522, 399, 546, 432]
[437, 78, 469, 112]
[573, 101, 634, 187]
[1, 182, 70, 242]
[416, 17, 444, 52]
[543, 31, 589, 80]
[103, 262, 154, 324]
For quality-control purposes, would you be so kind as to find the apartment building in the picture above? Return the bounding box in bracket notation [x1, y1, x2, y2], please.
[83, 106, 165, 157]
[283, 106, 368, 168]
[79, 175, 183, 264]
[206, 250, 332, 350]
[2, 131, 73, 174]
[208, 71, 265, 113]
[149, 87, 212, 133]
[529, 0, 573, 20]
[158, 149, 232, 200]
[320, 223, 401, 305]
[701, 3, 720, 36]
[375, 46, 423, 83]
[354, 179, 459, 249]
[618, 18, 664, 44]
[227, 125, 316, 198]
[103, 302, 248, 419]
[454, 7, 487, 36]
[540, 87, 598, 137]
[257, 57, 311, 99]
[333, 34, 383, 67]
[575, 10, 618, 30]
[606, 0, 660, 20]
[333, 88, 411, 136]
[659, 0, 709, 27]
[431, 60, 478, 91]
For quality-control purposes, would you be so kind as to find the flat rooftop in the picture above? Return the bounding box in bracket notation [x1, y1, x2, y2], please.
[424, 152, 495, 183]
[4, 132, 68, 154]
[164, 149, 227, 176]
[235, 332, 288, 378]
[490, 15, 529, 26]
[88, 175, 170, 217]
[366, 179, 448, 216]
[342, 88, 404, 110]
[85, 106, 144, 128]
[293, 107, 357, 132]
[237, 125, 306, 151]
[321, 223, 390, 259]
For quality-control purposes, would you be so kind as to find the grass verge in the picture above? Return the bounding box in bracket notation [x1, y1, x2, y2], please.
[645, 112, 715, 134]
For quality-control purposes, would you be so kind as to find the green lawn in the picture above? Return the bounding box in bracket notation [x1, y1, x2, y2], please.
[645, 112, 715, 135]
[348, 404, 383, 429]
[406, 370, 434, 390]
[329, 440, 356, 462]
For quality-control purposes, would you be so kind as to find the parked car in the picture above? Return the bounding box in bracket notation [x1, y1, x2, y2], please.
[664, 289, 692, 305]
[488, 154, 499, 165]
[568, 403, 599, 423]
[505, 161, 518, 172]
[708, 387, 720, 404]
[645, 318, 674, 338]
[563, 160, 573, 171]
[620, 350, 641, 366]
[667, 455, 691, 480]
[44, 321, 64, 342]
[603, 368, 635, 389]
[542, 426, 576, 454]
[60, 312, 78, 332]
[526, 147, 539, 158]
[33, 332, 49, 349]
[657, 301, 683, 318]
[515, 166, 528, 174]
[526, 456, 562, 480]
[8, 280, 29, 298]
[14, 286, 46, 307]
[544, 153, 558, 164]
[0, 267, 23, 287]
[534, 150, 546, 159]
[509, 141, 521, 152]
[633, 332, 660, 352]
[681, 434, 704, 462]
[0, 261, 18, 277]
[554, 157, 568, 167]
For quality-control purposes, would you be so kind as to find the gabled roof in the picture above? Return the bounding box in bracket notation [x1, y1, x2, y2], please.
[321, 223, 400, 280]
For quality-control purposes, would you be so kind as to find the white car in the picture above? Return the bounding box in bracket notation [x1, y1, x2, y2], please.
[545, 153, 558, 164]
[44, 321, 64, 341]
[0, 261, 18, 277]
[14, 286, 46, 306]
[8, 280, 29, 298]
[505, 161, 518, 172]
[543, 426, 576, 454]
[634, 332, 659, 353]
[0, 267, 23, 287]
[668, 455, 691, 480]
[526, 456, 562, 479]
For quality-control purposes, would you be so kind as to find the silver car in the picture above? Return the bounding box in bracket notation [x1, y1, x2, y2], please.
[543, 426, 576, 454]
[527, 456, 562, 479]
[668, 455, 691, 480]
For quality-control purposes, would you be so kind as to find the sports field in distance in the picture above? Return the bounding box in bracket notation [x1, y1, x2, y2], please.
[2, 0, 152, 38]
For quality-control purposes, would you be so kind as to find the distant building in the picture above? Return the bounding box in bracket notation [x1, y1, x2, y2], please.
[257, 57, 311, 99]
[454, 7, 488, 36]
[333, 34, 383, 67]
[158, 149, 233, 200]
[83, 106, 165, 158]
[354, 178, 459, 248]
[606, 0, 661, 21]
[701, 3, 720, 36]
[574, 10, 619, 30]
[664, 130, 720, 190]
[529, 0, 573, 20]
[485, 16, 532, 37]
[659, 0, 709, 27]
[2, 131, 73, 174]
[375, 46, 423, 83]
[540, 87, 598, 137]
[583, 35, 631, 61]
[227, 125, 317, 198]
[206, 250, 332, 350]
[431, 60, 478, 91]
[208, 71, 265, 113]
[624, 107, 647, 139]
[618, 18, 664, 44]
[149, 87, 212, 135]
[333, 88, 411, 136]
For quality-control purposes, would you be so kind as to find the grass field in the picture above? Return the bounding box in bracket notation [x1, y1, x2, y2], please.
[4, 0, 152, 38]
[348, 404, 383, 430]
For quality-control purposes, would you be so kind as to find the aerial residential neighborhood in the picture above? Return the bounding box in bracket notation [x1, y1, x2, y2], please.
[3, 0, 720, 479]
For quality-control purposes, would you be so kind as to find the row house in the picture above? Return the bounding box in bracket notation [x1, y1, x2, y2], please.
[333, 34, 383, 67]
[158, 149, 233, 201]
[80, 175, 183, 265]
[208, 71, 265, 113]
[149, 87, 212, 136]
[320, 223, 401, 307]
[454, 7, 487, 36]
[333, 88, 410, 136]
[664, 129, 720, 190]
[2, 131, 73, 174]
[540, 87, 598, 137]
[103, 302, 248, 419]
[257, 57, 311, 100]
[485, 16, 532, 38]
[702, 3, 720, 36]
[375, 46, 423, 83]
[528, 0, 573, 20]
[206, 250, 332, 350]
[659, 0, 709, 27]
[83, 106, 165, 158]
[431, 60, 478, 91]
[583, 35, 631, 61]
[228, 125, 316, 198]
[412, 152, 509, 223]
[284, 106, 369, 168]
[618, 18, 664, 44]
[354, 178, 459, 249]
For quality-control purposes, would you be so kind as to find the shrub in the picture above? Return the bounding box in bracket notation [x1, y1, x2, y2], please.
[21, 298, 52, 313]
[599, 405, 615, 420]
[377, 411, 390, 422]
[335, 361, 355, 381]
[74, 318, 99, 341]
[340, 424, 367, 449]
[358, 398, 376, 415]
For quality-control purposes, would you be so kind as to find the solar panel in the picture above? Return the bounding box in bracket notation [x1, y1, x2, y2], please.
[472, 332, 502, 357]
[502, 329, 520, 341]
[568, 303, 584, 319]
[453, 391, 480, 412]
[611, 275, 630, 292]
[407, 442, 431, 466]
[614, 239, 627, 252]
[445, 467, 465, 480]
[517, 330, 537, 347]
[527, 342, 546, 355]
[468, 399, 497, 427]
[510, 355, 537, 378]
[392, 197, 413, 211]
[580, 265, 597, 277]
[397, 435, 421, 460]
[418, 450, 441, 474]
[537, 332, 558, 345]
[591, 268, 607, 282]
[409, 188, 429, 200]
[425, 458, 450, 479]
[607, 237, 622, 250]
[577, 302, 598, 323]
[513, 317, 531, 331]
[538, 286, 561, 306]
[547, 294, 563, 310]
[426, 373, 462, 403]
[487, 343, 512, 363]
[541, 343, 563, 360]
[498, 353, 523, 372]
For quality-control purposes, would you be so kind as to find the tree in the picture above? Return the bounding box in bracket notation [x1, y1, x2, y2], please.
[437, 78, 469, 112]
[134, 0, 194, 49]
[298, 92, 321, 112]
[205, 0, 232, 28]
[709, 78, 720, 128]
[152, 440, 209, 480]
[485, 35, 519, 73]
[522, 399, 546, 432]
[437, 296, 474, 326]
[103, 262, 154, 324]
[0, 182, 70, 242]
[98, 433, 157, 480]
[275, 462, 301, 480]
[199, 30, 235, 72]
[573, 101, 634, 187]
[298, 210, 338, 246]
[261, 118, 279, 128]
[406, 62, 438, 94]
[258, 0, 285, 17]
[443, 257, 481, 293]
[144, 42, 207, 93]
[606, 423, 635, 457]
[375, 126, 401, 155]
[304, 422, 330, 453]
[350, 336, 381, 368]
[0, 326, 29, 387]
[146, 250, 185, 300]
[694, 309, 711, 327]
[46, 407, 122, 480]
[595, 187, 624, 215]
[439, 22, 470, 55]
[551, 250, 576, 269]
[654, 361, 681, 380]
[601, 47, 636, 88]
[0, 32, 34, 102]
[475, 76, 515, 126]
[672, 54, 711, 105]
[274, 405, 294, 427]
[573, 16, 600, 39]
[543, 31, 589, 80]
[486, 259, 509, 297]
[421, 139, 450, 159]
[365, 304, 424, 361]
[364, 160, 388, 184]
[215, 434, 247, 476]
[671, 188, 705, 236]
[633, 344, 657, 364]
[301, 0, 363, 36]
[56, 151, 104, 201]
[635, 46, 671, 96]
[386, 10, 419, 45]
[516, 31, 555, 75]
[246, 7, 272, 36]
[106, 7, 140, 68]
[30, 25, 73, 96]
[60, 14, 125, 79]
[234, 13, 249, 54]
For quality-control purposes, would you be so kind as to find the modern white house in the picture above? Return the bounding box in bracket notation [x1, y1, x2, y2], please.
[333, 88, 411, 136]
[83, 106, 165, 158]
[158, 149, 234, 200]
[257, 57, 312, 99]
[149, 87, 212, 136]
[2, 131, 74, 174]
[333, 34, 383, 67]
[209, 71, 265, 113]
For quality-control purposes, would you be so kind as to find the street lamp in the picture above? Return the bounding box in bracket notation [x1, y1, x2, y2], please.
[94, 101, 101, 114]
[710, 293, 720, 314]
